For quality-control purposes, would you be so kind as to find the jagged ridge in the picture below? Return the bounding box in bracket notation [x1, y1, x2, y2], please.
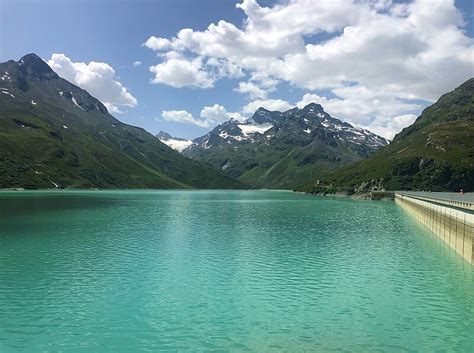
[183, 103, 388, 189]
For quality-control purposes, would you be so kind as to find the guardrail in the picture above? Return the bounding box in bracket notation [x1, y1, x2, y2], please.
[395, 191, 474, 211]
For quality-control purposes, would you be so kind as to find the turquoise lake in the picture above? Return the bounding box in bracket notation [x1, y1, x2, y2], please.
[0, 190, 473, 352]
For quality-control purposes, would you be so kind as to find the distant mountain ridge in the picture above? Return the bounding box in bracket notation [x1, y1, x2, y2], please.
[156, 131, 193, 152]
[183, 103, 388, 189]
[299, 78, 474, 193]
[0, 53, 245, 189]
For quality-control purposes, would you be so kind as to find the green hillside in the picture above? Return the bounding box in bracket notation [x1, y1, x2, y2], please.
[299, 78, 474, 193]
[0, 54, 245, 189]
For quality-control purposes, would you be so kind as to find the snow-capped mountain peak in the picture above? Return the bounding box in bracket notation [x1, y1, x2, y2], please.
[182, 102, 390, 189]
[156, 131, 193, 152]
[184, 102, 388, 154]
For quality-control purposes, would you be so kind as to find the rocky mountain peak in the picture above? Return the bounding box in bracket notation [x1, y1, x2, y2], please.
[301, 102, 324, 112]
[0, 53, 108, 114]
[184, 102, 388, 157]
[19, 53, 43, 63]
[251, 107, 283, 124]
[18, 53, 58, 80]
[295, 102, 328, 121]
[156, 131, 173, 140]
[183, 102, 390, 188]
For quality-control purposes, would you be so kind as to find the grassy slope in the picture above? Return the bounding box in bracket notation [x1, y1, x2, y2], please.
[299, 78, 474, 192]
[238, 140, 362, 189]
[186, 128, 369, 190]
[0, 57, 245, 189]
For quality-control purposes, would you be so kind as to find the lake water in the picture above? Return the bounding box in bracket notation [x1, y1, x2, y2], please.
[0, 190, 473, 352]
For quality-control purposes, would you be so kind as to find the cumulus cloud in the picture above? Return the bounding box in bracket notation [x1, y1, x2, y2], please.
[150, 57, 214, 88]
[47, 53, 137, 113]
[162, 104, 244, 128]
[200, 104, 245, 124]
[242, 98, 293, 114]
[149, 55, 244, 88]
[235, 81, 268, 99]
[133, 61, 142, 67]
[368, 114, 418, 139]
[144, 36, 172, 51]
[161, 110, 209, 128]
[144, 0, 473, 136]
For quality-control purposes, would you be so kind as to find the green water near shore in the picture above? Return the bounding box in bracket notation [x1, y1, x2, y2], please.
[0, 190, 473, 352]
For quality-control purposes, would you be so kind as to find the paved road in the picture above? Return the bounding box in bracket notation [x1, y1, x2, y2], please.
[396, 191, 474, 209]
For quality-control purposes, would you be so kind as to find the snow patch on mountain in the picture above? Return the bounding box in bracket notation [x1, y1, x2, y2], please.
[222, 160, 231, 170]
[186, 103, 388, 153]
[156, 131, 194, 152]
[161, 138, 193, 152]
[238, 123, 273, 136]
[1, 89, 14, 98]
[71, 95, 84, 110]
[1, 72, 11, 81]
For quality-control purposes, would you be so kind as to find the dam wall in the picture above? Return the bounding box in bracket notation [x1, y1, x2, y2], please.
[395, 193, 474, 265]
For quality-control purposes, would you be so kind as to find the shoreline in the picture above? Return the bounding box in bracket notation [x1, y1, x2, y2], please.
[297, 190, 395, 201]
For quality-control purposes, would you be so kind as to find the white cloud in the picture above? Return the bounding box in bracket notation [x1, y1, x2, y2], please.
[234, 72, 279, 99]
[143, 36, 172, 51]
[161, 110, 209, 128]
[144, 0, 473, 136]
[227, 111, 246, 121]
[149, 57, 214, 88]
[104, 104, 124, 115]
[242, 99, 292, 114]
[133, 61, 142, 67]
[47, 53, 137, 113]
[235, 81, 267, 99]
[200, 104, 230, 124]
[205, 57, 244, 79]
[161, 104, 245, 128]
[249, 72, 279, 90]
[201, 104, 246, 124]
[368, 114, 418, 139]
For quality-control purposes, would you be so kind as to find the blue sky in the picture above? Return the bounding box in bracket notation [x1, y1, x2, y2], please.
[1, 0, 473, 139]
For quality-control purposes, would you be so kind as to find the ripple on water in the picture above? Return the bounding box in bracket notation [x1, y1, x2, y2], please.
[0, 191, 473, 352]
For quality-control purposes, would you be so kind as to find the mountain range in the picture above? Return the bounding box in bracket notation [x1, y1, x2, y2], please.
[0, 54, 244, 189]
[2, 53, 471, 192]
[178, 103, 388, 189]
[298, 78, 474, 193]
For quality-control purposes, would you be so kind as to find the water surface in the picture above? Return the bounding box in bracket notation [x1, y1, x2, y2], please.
[0, 190, 473, 352]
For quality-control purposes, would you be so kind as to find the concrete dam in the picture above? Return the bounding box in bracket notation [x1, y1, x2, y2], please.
[395, 192, 474, 265]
